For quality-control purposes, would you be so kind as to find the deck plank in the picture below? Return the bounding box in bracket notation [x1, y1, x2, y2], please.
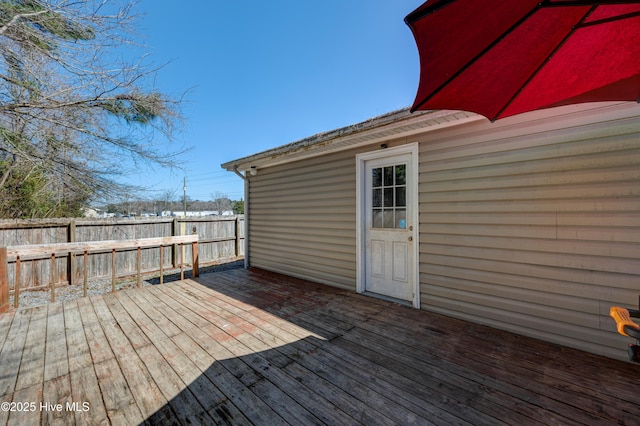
[0, 309, 31, 397]
[42, 374, 74, 426]
[14, 305, 47, 391]
[7, 383, 41, 426]
[68, 298, 109, 425]
[69, 365, 109, 426]
[43, 303, 68, 383]
[91, 295, 144, 424]
[97, 294, 171, 422]
[0, 313, 14, 357]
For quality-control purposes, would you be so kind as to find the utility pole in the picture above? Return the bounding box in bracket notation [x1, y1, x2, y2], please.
[183, 176, 187, 217]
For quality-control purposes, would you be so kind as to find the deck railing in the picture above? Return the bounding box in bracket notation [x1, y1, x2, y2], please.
[0, 235, 199, 312]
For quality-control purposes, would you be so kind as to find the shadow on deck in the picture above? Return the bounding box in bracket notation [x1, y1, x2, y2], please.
[1, 267, 639, 425]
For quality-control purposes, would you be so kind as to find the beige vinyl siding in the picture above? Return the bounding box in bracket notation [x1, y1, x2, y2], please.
[248, 148, 361, 289]
[417, 103, 640, 360]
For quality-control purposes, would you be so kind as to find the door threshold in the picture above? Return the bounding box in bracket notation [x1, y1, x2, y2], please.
[362, 291, 413, 307]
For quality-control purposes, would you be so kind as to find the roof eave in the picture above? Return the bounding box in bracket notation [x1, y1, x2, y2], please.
[221, 108, 485, 173]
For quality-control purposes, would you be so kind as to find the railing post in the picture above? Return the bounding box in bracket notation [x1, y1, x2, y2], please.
[192, 240, 199, 278]
[83, 251, 88, 297]
[111, 249, 116, 293]
[0, 247, 9, 313]
[137, 246, 142, 288]
[14, 257, 20, 309]
[180, 243, 184, 280]
[159, 245, 164, 285]
[51, 253, 56, 303]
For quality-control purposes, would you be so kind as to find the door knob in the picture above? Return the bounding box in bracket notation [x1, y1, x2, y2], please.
[408, 236, 413, 241]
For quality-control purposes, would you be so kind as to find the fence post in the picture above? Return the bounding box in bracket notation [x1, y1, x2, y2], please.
[235, 216, 240, 258]
[0, 247, 8, 313]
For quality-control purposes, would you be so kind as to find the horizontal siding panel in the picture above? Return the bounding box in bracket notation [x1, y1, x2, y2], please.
[557, 212, 639, 227]
[249, 250, 355, 274]
[421, 133, 640, 174]
[423, 210, 638, 227]
[251, 244, 355, 289]
[422, 278, 597, 328]
[421, 212, 557, 226]
[251, 233, 355, 256]
[556, 226, 640, 243]
[419, 264, 640, 307]
[250, 218, 355, 231]
[422, 198, 640, 213]
[422, 166, 640, 193]
[423, 224, 557, 239]
[422, 234, 640, 258]
[421, 253, 639, 293]
[420, 181, 640, 203]
[251, 181, 355, 198]
[250, 258, 355, 290]
[421, 243, 640, 275]
[250, 200, 355, 213]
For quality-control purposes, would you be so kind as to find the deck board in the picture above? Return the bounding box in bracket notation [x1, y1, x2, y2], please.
[0, 267, 639, 425]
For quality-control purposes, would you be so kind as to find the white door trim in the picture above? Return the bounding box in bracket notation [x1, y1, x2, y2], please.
[356, 143, 420, 309]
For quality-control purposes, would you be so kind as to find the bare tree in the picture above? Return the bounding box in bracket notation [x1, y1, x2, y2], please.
[211, 191, 232, 214]
[0, 0, 185, 218]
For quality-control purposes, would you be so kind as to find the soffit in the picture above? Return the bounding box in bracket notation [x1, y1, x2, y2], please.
[221, 108, 484, 173]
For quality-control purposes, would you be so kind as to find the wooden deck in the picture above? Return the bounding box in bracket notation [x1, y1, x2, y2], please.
[0, 268, 639, 425]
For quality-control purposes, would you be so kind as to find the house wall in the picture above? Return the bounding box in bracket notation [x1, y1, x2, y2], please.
[247, 148, 360, 289]
[247, 102, 640, 360]
[416, 103, 640, 360]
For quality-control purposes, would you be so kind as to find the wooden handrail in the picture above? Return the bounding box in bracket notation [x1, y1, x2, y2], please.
[5, 235, 199, 261]
[1, 235, 199, 310]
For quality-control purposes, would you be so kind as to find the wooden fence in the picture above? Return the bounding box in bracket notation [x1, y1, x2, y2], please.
[0, 216, 244, 294]
[1, 235, 200, 310]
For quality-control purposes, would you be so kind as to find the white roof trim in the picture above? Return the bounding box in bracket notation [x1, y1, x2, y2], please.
[221, 108, 485, 173]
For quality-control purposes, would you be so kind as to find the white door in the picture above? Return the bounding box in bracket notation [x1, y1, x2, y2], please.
[360, 149, 417, 304]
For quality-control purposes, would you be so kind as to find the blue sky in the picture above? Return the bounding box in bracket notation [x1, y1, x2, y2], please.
[129, 1, 425, 202]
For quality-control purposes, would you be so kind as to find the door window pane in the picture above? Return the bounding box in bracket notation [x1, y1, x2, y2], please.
[395, 165, 406, 185]
[384, 188, 393, 208]
[372, 209, 383, 228]
[372, 168, 382, 187]
[383, 209, 394, 228]
[371, 162, 408, 229]
[396, 209, 406, 229]
[372, 189, 382, 208]
[384, 166, 394, 186]
[395, 187, 406, 207]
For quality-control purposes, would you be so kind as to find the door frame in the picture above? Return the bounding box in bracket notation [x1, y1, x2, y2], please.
[356, 143, 420, 308]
